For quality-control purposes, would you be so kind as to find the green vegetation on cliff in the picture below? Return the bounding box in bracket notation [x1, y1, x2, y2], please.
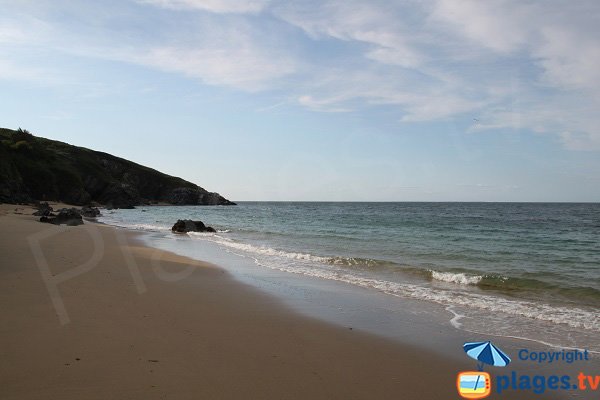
[0, 127, 235, 207]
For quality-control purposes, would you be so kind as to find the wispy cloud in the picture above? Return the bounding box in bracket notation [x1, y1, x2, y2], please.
[427, 0, 600, 148]
[137, 0, 270, 14]
[130, 40, 297, 91]
[1, 0, 598, 149]
[0, 59, 45, 82]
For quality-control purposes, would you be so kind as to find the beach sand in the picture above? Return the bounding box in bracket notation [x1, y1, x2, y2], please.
[0, 204, 541, 399]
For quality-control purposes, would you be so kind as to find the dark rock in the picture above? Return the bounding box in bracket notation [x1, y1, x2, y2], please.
[81, 206, 101, 218]
[32, 202, 53, 216]
[55, 208, 84, 226]
[171, 219, 216, 233]
[40, 208, 83, 226]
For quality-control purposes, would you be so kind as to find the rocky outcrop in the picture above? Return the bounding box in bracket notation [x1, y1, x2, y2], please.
[81, 206, 101, 218]
[199, 191, 236, 206]
[0, 127, 235, 208]
[168, 188, 200, 205]
[36, 205, 99, 225]
[168, 188, 235, 206]
[32, 202, 53, 216]
[40, 208, 83, 226]
[171, 219, 216, 233]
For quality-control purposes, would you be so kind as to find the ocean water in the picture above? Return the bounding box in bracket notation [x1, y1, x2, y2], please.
[99, 202, 600, 351]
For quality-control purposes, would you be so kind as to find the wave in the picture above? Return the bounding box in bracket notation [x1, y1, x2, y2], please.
[97, 219, 169, 232]
[279, 269, 599, 332]
[430, 271, 483, 285]
[97, 216, 600, 333]
[102, 214, 600, 303]
[257, 258, 598, 332]
[96, 205, 600, 353]
[189, 234, 599, 333]
[185, 231, 600, 303]
[193, 234, 332, 263]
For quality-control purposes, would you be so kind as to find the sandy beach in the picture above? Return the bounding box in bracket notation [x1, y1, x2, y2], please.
[2, 1, 597, 398]
[1, 204, 560, 399]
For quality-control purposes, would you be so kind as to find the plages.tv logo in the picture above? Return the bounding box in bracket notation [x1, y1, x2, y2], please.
[457, 341, 511, 399]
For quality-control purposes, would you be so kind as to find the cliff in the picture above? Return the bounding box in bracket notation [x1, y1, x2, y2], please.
[0, 127, 235, 208]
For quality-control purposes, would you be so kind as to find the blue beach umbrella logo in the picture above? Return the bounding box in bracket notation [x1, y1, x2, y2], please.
[463, 341, 511, 371]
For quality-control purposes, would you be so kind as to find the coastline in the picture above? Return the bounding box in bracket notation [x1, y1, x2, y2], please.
[0, 204, 468, 399]
[0, 204, 591, 399]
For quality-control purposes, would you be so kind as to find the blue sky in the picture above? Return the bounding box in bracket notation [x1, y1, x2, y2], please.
[1, 0, 599, 201]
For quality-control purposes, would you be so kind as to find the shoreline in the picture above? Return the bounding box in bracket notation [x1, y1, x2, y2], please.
[102, 204, 599, 356]
[0, 204, 589, 398]
[0, 204, 468, 399]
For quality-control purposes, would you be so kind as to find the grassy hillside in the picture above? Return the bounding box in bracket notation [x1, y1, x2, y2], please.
[0, 127, 235, 207]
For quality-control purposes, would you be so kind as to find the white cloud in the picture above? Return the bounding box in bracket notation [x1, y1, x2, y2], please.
[429, 0, 600, 92]
[137, 0, 270, 14]
[0, 59, 43, 82]
[426, 0, 600, 148]
[274, 0, 425, 68]
[1, 0, 599, 149]
[0, 24, 29, 44]
[0, 4, 298, 92]
[427, 0, 532, 53]
[122, 16, 299, 91]
[276, 0, 600, 147]
[291, 66, 482, 121]
[297, 95, 351, 113]
[535, 26, 600, 92]
[135, 44, 296, 91]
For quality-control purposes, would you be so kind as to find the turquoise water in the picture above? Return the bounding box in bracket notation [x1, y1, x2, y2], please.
[99, 202, 600, 350]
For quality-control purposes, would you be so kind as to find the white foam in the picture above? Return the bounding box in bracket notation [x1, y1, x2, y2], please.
[431, 271, 482, 285]
[187, 231, 216, 237]
[311, 270, 599, 332]
[446, 306, 465, 328]
[97, 217, 168, 232]
[193, 234, 600, 334]
[201, 235, 331, 263]
[98, 216, 600, 344]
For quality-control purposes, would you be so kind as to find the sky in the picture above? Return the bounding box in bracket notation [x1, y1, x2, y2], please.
[1, 0, 599, 202]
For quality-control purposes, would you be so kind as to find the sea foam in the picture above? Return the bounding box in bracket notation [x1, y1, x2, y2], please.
[196, 233, 599, 333]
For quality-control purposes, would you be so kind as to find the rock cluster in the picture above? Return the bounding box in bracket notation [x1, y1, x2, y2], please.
[35, 204, 101, 226]
[32, 202, 53, 216]
[40, 208, 84, 226]
[81, 206, 101, 218]
[171, 219, 216, 233]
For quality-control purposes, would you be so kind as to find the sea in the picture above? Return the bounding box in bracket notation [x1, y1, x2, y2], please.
[99, 202, 600, 353]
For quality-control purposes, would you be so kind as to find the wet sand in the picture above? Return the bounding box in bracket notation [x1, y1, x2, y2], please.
[0, 204, 557, 399]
